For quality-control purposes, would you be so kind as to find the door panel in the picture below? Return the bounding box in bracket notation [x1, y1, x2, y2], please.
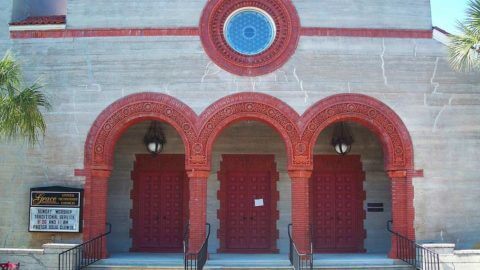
[219, 155, 278, 253]
[131, 154, 186, 252]
[312, 155, 365, 253]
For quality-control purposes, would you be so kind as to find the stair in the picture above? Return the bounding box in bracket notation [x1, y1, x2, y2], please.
[86, 253, 414, 270]
[313, 254, 413, 270]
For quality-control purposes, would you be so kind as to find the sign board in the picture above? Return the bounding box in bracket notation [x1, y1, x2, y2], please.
[254, 198, 264, 207]
[29, 186, 83, 233]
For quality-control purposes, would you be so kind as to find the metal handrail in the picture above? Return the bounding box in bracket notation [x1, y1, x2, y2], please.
[387, 220, 440, 270]
[288, 224, 313, 270]
[58, 223, 111, 270]
[184, 223, 211, 270]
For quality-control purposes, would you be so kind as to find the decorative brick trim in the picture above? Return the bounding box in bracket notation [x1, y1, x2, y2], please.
[197, 92, 301, 170]
[300, 93, 415, 172]
[82, 92, 197, 171]
[10, 27, 433, 40]
[10, 27, 199, 39]
[300, 27, 432, 39]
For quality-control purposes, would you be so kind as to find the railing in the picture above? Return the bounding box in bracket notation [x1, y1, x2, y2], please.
[387, 220, 440, 270]
[58, 223, 111, 270]
[288, 224, 313, 270]
[184, 223, 211, 270]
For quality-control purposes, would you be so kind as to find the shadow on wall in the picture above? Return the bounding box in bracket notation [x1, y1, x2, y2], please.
[12, 0, 66, 21]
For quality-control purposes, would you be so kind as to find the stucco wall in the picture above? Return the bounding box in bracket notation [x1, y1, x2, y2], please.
[65, 0, 431, 29]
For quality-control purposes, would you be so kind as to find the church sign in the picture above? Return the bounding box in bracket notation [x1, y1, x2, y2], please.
[29, 186, 83, 233]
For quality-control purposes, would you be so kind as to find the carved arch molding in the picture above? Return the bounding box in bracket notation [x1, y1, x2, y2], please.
[81, 92, 416, 173]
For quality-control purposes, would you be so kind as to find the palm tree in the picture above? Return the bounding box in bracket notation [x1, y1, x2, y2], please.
[448, 0, 480, 72]
[0, 51, 51, 145]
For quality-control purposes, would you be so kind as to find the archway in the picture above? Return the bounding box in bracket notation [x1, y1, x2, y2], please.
[76, 93, 198, 256]
[77, 92, 420, 258]
[300, 93, 421, 257]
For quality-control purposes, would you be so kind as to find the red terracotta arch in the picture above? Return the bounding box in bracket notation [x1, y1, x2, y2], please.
[196, 93, 301, 169]
[78, 92, 199, 244]
[83, 92, 198, 170]
[300, 93, 414, 172]
[77, 91, 420, 257]
[300, 93, 419, 257]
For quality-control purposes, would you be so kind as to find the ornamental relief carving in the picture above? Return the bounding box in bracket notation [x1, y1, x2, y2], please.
[84, 93, 414, 173]
[199, 0, 300, 76]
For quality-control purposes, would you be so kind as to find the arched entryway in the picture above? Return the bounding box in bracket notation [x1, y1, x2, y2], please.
[300, 94, 421, 257]
[76, 93, 198, 257]
[77, 92, 420, 258]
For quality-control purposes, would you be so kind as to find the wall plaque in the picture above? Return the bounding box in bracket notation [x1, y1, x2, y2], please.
[29, 186, 83, 233]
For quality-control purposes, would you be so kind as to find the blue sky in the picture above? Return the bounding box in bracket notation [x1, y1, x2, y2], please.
[431, 0, 470, 34]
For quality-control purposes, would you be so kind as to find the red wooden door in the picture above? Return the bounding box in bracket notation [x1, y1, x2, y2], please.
[131, 154, 187, 252]
[312, 155, 365, 253]
[218, 155, 279, 253]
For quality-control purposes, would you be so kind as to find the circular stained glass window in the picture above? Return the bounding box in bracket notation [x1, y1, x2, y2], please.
[224, 8, 276, 56]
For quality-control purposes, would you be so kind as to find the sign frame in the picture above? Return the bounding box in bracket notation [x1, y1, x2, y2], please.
[29, 186, 83, 233]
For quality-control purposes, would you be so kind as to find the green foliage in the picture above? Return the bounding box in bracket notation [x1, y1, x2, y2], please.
[0, 51, 51, 145]
[448, 0, 480, 72]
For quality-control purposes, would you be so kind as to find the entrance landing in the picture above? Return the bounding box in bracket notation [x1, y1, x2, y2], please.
[314, 254, 409, 268]
[205, 253, 291, 269]
[88, 253, 411, 270]
[89, 253, 183, 268]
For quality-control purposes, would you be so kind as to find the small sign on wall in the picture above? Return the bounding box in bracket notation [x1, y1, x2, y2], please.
[367, 202, 384, 212]
[29, 186, 83, 233]
[254, 198, 264, 207]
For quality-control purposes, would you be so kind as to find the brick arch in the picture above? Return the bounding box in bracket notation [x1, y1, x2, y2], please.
[300, 93, 414, 172]
[78, 92, 199, 244]
[83, 92, 198, 171]
[196, 93, 302, 169]
[300, 93, 419, 256]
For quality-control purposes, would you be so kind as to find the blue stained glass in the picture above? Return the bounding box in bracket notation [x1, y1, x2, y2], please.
[224, 9, 276, 56]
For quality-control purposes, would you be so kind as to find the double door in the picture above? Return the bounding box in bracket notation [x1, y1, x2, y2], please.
[131, 154, 186, 252]
[311, 155, 365, 253]
[219, 155, 278, 253]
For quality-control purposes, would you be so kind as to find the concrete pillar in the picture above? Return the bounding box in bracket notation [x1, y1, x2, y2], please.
[187, 170, 210, 253]
[289, 169, 313, 254]
[83, 169, 111, 258]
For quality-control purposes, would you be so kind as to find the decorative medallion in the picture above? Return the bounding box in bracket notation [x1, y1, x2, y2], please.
[200, 0, 301, 76]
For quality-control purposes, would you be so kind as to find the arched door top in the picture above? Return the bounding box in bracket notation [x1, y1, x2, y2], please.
[81, 92, 415, 173]
[83, 92, 198, 171]
[300, 93, 414, 172]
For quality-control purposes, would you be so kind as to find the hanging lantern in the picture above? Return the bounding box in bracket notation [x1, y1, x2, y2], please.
[143, 121, 166, 155]
[331, 122, 354, 155]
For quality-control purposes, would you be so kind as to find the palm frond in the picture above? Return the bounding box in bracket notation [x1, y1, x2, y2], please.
[0, 83, 51, 145]
[448, 22, 480, 72]
[0, 51, 22, 93]
[466, 0, 480, 35]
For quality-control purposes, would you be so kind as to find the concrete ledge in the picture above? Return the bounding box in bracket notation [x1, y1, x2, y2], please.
[0, 248, 44, 255]
[423, 243, 456, 254]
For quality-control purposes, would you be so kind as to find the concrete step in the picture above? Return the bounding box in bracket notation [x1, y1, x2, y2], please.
[86, 253, 414, 270]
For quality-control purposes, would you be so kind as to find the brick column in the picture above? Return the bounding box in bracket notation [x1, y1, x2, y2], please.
[187, 170, 210, 253]
[388, 170, 415, 259]
[289, 169, 312, 254]
[83, 169, 110, 258]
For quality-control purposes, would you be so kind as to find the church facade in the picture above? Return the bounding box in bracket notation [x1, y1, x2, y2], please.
[0, 0, 479, 269]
